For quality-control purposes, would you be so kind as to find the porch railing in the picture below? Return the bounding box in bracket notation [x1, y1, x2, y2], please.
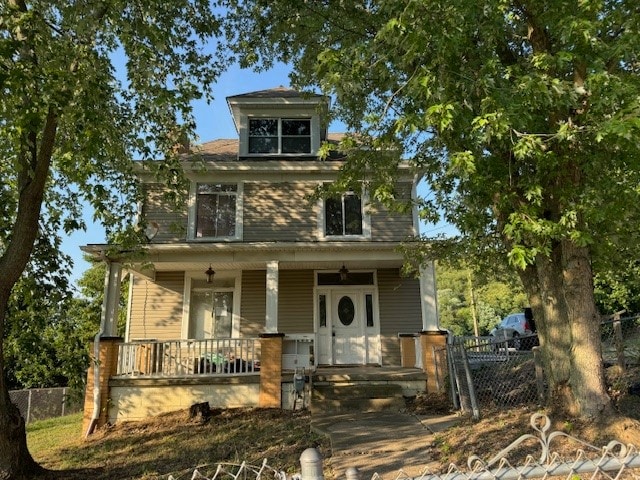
[115, 338, 260, 378]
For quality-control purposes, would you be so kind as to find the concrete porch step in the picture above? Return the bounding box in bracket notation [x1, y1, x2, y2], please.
[310, 383, 405, 414]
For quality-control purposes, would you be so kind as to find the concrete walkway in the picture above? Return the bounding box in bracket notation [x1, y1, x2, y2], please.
[311, 411, 460, 479]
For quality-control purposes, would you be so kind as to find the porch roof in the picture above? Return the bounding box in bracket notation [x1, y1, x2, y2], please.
[81, 240, 415, 276]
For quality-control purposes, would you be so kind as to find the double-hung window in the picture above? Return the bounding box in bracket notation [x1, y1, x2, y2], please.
[325, 191, 364, 236]
[248, 118, 311, 154]
[195, 183, 238, 238]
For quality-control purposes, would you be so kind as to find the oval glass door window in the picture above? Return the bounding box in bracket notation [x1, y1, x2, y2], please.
[338, 296, 355, 326]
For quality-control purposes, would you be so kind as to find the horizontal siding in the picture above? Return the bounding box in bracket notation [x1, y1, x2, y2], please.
[377, 268, 422, 335]
[369, 182, 415, 241]
[243, 182, 318, 242]
[380, 333, 401, 367]
[239, 270, 266, 336]
[141, 179, 416, 243]
[142, 184, 187, 243]
[128, 272, 185, 341]
[278, 270, 314, 333]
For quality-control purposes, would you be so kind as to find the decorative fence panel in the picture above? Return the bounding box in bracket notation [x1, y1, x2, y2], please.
[116, 338, 260, 378]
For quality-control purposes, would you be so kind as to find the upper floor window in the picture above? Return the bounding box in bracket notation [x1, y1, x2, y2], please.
[195, 183, 238, 238]
[249, 118, 311, 154]
[325, 192, 364, 236]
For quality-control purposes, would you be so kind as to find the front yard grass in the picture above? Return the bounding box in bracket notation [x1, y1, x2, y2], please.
[27, 408, 330, 479]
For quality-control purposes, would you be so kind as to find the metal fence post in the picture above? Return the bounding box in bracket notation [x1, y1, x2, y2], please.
[613, 314, 625, 372]
[26, 389, 32, 425]
[300, 448, 324, 480]
[532, 347, 546, 403]
[345, 467, 360, 480]
[459, 346, 480, 420]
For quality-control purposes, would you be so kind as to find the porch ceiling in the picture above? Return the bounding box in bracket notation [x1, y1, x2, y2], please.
[151, 259, 405, 272]
[83, 241, 412, 276]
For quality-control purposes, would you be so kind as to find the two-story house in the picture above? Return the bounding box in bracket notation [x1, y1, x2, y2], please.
[81, 87, 444, 431]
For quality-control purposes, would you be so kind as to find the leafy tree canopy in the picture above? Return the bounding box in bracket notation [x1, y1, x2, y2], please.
[436, 263, 527, 336]
[222, 0, 640, 418]
[0, 1, 228, 477]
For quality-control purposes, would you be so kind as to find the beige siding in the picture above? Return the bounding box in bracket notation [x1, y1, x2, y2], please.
[142, 184, 188, 243]
[141, 179, 415, 243]
[369, 182, 416, 241]
[243, 182, 318, 242]
[240, 270, 266, 336]
[377, 268, 422, 366]
[128, 272, 185, 340]
[278, 270, 315, 333]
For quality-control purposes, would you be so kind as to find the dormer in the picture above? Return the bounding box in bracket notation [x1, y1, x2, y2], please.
[227, 87, 329, 159]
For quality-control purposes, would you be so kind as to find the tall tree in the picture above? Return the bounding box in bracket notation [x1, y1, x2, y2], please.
[0, 1, 225, 478]
[223, 0, 640, 419]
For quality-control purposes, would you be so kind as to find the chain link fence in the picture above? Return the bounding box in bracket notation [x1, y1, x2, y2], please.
[9, 387, 84, 424]
[440, 314, 640, 418]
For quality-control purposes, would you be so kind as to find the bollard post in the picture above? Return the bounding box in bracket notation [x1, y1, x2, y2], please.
[300, 448, 324, 480]
[345, 467, 360, 480]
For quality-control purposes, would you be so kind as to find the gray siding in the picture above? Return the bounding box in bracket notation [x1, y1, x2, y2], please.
[278, 270, 315, 333]
[377, 268, 423, 366]
[128, 272, 185, 340]
[239, 270, 266, 336]
[243, 182, 318, 242]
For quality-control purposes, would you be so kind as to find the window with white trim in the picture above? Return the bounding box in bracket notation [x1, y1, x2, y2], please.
[195, 183, 238, 238]
[325, 191, 364, 236]
[248, 118, 311, 154]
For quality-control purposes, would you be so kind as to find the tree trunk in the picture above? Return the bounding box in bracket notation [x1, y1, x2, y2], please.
[562, 240, 611, 417]
[0, 337, 47, 480]
[519, 240, 612, 418]
[0, 110, 57, 478]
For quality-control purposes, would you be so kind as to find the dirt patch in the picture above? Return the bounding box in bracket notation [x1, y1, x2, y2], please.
[43, 408, 331, 479]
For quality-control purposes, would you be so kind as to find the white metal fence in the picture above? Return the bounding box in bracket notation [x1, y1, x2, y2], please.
[116, 338, 260, 377]
[9, 387, 83, 424]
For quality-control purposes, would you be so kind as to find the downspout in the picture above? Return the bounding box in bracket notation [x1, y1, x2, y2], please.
[84, 256, 110, 438]
[84, 314, 105, 437]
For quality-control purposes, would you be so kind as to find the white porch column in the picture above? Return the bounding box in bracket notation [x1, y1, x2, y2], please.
[419, 261, 440, 332]
[101, 261, 122, 337]
[265, 261, 279, 334]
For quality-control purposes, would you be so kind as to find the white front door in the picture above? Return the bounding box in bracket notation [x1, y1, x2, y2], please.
[333, 291, 365, 364]
[316, 288, 380, 365]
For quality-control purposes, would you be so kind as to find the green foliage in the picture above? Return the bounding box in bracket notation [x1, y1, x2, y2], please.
[436, 263, 527, 335]
[0, 1, 226, 250]
[223, 0, 640, 272]
[1, 0, 219, 405]
[4, 258, 128, 393]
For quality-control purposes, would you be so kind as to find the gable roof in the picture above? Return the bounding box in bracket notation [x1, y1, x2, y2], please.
[226, 86, 324, 100]
[226, 87, 330, 134]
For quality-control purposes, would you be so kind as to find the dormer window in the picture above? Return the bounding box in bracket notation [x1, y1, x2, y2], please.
[248, 118, 311, 154]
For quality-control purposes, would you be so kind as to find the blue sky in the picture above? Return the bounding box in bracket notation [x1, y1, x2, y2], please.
[62, 62, 452, 286]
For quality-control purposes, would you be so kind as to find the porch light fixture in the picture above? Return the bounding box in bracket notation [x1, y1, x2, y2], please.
[205, 265, 215, 284]
[339, 264, 349, 282]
